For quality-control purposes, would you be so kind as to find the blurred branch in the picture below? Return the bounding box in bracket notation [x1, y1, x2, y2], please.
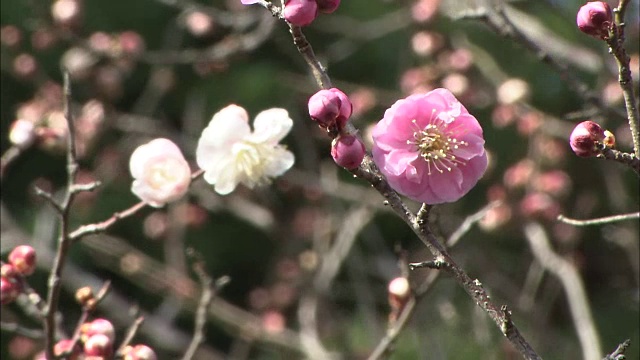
[0, 322, 44, 339]
[557, 211, 640, 226]
[0, 146, 24, 181]
[79, 233, 306, 355]
[141, 13, 276, 64]
[456, 4, 619, 120]
[524, 222, 602, 360]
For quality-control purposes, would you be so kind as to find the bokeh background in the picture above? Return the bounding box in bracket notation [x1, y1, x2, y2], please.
[1, 0, 639, 359]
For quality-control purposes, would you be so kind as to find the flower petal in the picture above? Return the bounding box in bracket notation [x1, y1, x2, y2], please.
[250, 108, 293, 144]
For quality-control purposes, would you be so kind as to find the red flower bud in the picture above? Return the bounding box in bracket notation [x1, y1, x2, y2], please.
[331, 135, 365, 170]
[569, 121, 606, 157]
[576, 1, 612, 39]
[8, 245, 36, 276]
[284, 0, 318, 27]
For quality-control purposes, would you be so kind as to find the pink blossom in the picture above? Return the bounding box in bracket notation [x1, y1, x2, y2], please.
[371, 88, 487, 204]
[241, 0, 260, 5]
[129, 138, 191, 207]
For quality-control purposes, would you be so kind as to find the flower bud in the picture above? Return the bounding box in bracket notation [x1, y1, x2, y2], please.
[308, 88, 352, 130]
[1, 276, 21, 304]
[9, 119, 36, 149]
[569, 121, 606, 157]
[388, 277, 411, 323]
[129, 138, 191, 207]
[388, 277, 410, 306]
[75, 286, 94, 305]
[576, 1, 612, 39]
[84, 334, 113, 358]
[54, 339, 81, 360]
[122, 344, 158, 360]
[283, 0, 318, 27]
[81, 318, 115, 342]
[331, 135, 365, 170]
[316, 0, 340, 14]
[1, 264, 18, 279]
[603, 130, 615, 148]
[8, 245, 37, 276]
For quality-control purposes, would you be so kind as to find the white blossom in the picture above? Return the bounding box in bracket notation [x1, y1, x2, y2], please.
[196, 104, 295, 195]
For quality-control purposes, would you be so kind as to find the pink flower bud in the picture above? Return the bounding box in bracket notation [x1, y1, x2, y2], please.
[1, 264, 19, 279]
[54, 339, 81, 360]
[283, 0, 318, 27]
[129, 138, 191, 207]
[84, 334, 113, 358]
[577, 1, 612, 39]
[1, 276, 21, 305]
[331, 135, 365, 170]
[122, 344, 158, 360]
[316, 0, 340, 14]
[388, 277, 410, 323]
[81, 318, 115, 342]
[388, 277, 410, 303]
[308, 88, 352, 129]
[8, 245, 37, 276]
[569, 120, 606, 157]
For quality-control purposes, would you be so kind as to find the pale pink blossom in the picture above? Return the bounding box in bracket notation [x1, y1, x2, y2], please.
[196, 105, 294, 195]
[129, 138, 191, 207]
[371, 88, 487, 204]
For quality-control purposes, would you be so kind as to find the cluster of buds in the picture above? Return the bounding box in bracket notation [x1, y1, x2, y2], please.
[569, 120, 615, 157]
[576, 1, 613, 39]
[308, 88, 366, 169]
[34, 318, 157, 359]
[1, 245, 36, 305]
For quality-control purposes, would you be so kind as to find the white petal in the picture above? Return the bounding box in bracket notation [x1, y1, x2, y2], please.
[130, 138, 182, 179]
[264, 148, 295, 177]
[250, 108, 293, 144]
[196, 105, 250, 170]
[214, 166, 241, 195]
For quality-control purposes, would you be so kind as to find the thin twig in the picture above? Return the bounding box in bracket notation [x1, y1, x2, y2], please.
[116, 316, 145, 357]
[43, 71, 79, 360]
[68, 170, 204, 242]
[602, 339, 631, 360]
[289, 25, 332, 89]
[558, 212, 640, 226]
[181, 256, 214, 360]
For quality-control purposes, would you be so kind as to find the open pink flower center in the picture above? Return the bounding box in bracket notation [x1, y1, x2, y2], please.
[409, 117, 468, 175]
